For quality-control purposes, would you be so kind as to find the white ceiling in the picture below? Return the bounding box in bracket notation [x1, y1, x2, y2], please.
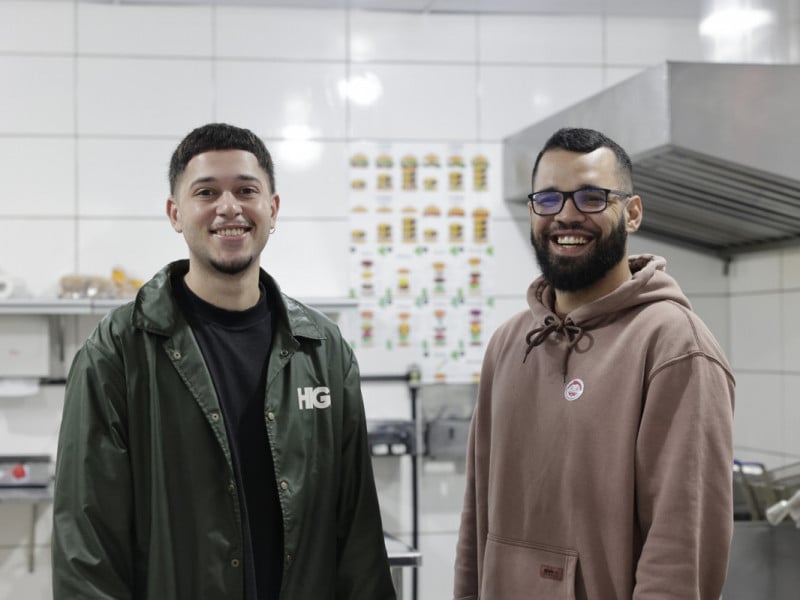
[85, 0, 706, 19]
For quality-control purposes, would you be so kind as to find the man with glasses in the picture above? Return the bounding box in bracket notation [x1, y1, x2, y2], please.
[453, 127, 734, 599]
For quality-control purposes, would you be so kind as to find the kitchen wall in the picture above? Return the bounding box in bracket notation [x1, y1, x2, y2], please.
[0, 1, 793, 599]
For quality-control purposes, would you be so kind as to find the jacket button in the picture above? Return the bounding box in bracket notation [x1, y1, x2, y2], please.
[231, 558, 240, 568]
[267, 412, 275, 421]
[280, 350, 289, 358]
[210, 412, 220, 422]
[286, 553, 293, 564]
[171, 350, 181, 360]
[227, 482, 235, 494]
[280, 481, 289, 491]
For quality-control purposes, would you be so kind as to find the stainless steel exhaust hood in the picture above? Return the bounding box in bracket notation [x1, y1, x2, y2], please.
[503, 62, 800, 257]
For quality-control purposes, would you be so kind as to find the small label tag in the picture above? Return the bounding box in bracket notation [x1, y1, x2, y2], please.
[540, 564, 564, 581]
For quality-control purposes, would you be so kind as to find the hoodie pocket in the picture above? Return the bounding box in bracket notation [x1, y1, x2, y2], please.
[480, 533, 578, 600]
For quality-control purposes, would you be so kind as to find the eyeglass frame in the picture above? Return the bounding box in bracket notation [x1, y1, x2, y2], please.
[527, 187, 633, 216]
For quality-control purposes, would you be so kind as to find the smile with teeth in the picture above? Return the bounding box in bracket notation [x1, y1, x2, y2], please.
[214, 227, 248, 237]
[555, 235, 590, 246]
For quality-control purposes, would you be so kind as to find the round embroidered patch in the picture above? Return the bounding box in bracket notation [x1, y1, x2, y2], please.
[564, 378, 584, 401]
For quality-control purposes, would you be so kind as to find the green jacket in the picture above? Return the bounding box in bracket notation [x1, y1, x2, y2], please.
[52, 260, 395, 600]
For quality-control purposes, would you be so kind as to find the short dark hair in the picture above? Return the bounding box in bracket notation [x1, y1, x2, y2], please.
[531, 127, 633, 190]
[168, 123, 276, 195]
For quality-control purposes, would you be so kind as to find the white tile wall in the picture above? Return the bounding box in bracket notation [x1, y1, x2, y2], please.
[77, 58, 214, 136]
[348, 64, 478, 140]
[216, 7, 347, 60]
[77, 219, 186, 282]
[729, 293, 782, 372]
[215, 61, 347, 139]
[0, 220, 75, 297]
[77, 4, 213, 57]
[491, 217, 539, 295]
[0, 1, 74, 54]
[478, 15, 602, 64]
[0, 57, 75, 135]
[271, 141, 350, 218]
[782, 246, 800, 289]
[605, 17, 704, 66]
[0, 138, 76, 217]
[478, 65, 604, 140]
[77, 138, 178, 217]
[733, 372, 783, 454]
[350, 11, 476, 62]
[728, 250, 781, 293]
[260, 219, 350, 298]
[782, 292, 800, 372]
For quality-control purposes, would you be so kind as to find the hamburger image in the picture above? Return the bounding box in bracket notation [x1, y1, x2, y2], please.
[423, 153, 441, 167]
[376, 154, 393, 168]
[350, 153, 369, 168]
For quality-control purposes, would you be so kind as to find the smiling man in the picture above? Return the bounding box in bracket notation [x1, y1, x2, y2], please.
[453, 128, 735, 599]
[52, 123, 395, 600]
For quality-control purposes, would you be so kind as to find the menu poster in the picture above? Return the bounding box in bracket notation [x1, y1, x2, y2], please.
[347, 142, 497, 384]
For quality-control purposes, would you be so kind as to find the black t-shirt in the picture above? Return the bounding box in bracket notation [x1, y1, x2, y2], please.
[173, 274, 283, 600]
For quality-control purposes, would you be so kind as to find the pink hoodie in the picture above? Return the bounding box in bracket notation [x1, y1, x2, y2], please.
[454, 255, 734, 599]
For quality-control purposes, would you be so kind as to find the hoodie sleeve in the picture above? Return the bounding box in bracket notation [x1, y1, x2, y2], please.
[633, 352, 734, 599]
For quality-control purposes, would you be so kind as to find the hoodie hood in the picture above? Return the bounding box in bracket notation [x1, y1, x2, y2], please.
[522, 254, 692, 378]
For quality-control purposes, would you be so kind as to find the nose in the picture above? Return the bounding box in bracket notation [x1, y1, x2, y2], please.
[555, 194, 585, 223]
[216, 190, 242, 216]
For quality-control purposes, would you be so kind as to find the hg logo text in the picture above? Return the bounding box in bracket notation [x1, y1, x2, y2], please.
[297, 386, 331, 410]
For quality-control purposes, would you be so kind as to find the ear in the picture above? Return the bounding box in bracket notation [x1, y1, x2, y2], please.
[166, 197, 182, 233]
[625, 195, 643, 233]
[270, 193, 281, 227]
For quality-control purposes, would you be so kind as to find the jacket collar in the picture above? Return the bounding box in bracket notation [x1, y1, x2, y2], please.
[132, 259, 326, 341]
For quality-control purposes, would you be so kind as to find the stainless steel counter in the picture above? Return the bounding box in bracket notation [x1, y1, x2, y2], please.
[723, 521, 800, 600]
[385, 533, 422, 598]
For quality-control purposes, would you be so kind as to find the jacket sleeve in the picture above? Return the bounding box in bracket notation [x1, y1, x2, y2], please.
[52, 333, 134, 600]
[334, 347, 397, 600]
[633, 354, 734, 599]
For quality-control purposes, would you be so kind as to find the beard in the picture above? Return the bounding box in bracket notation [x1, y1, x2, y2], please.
[210, 255, 255, 276]
[531, 214, 627, 292]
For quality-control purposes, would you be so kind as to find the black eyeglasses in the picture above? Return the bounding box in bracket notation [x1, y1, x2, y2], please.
[527, 187, 632, 216]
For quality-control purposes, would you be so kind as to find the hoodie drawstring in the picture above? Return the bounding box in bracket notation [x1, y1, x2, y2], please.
[523, 316, 586, 382]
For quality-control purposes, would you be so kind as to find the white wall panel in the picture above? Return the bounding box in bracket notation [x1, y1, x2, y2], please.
[733, 372, 783, 458]
[77, 58, 214, 136]
[605, 17, 703, 66]
[0, 219, 75, 297]
[491, 217, 539, 296]
[258, 219, 350, 298]
[270, 141, 349, 218]
[348, 64, 477, 140]
[77, 219, 186, 282]
[728, 250, 781, 293]
[782, 246, 800, 289]
[216, 7, 346, 60]
[215, 61, 347, 139]
[350, 11, 476, 62]
[0, 1, 74, 53]
[78, 138, 178, 217]
[729, 293, 781, 371]
[78, 4, 212, 57]
[478, 65, 603, 141]
[0, 57, 74, 135]
[782, 292, 800, 372]
[0, 138, 76, 217]
[479, 15, 602, 64]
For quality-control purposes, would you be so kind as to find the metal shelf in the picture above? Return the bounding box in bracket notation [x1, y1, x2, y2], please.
[0, 297, 357, 316]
